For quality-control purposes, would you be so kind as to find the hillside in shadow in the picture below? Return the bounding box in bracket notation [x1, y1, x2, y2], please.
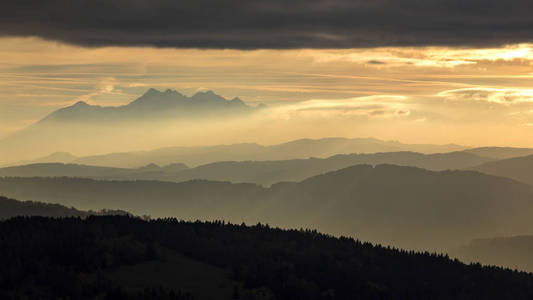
[0, 150, 491, 186]
[0, 195, 129, 220]
[470, 154, 533, 186]
[1, 164, 532, 251]
[2, 216, 533, 300]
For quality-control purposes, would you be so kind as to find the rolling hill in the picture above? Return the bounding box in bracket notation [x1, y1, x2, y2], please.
[0, 163, 135, 178]
[70, 137, 467, 168]
[163, 151, 491, 185]
[1, 164, 532, 250]
[470, 154, 533, 186]
[0, 150, 490, 185]
[0, 195, 129, 220]
[465, 147, 533, 160]
[3, 137, 467, 168]
[0, 195, 88, 219]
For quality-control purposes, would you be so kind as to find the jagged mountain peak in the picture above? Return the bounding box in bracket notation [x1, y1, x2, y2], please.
[229, 97, 244, 104]
[129, 88, 186, 107]
[137, 163, 161, 171]
[193, 90, 216, 96]
[142, 88, 183, 96]
[134, 88, 237, 105]
[35, 88, 254, 125]
[72, 100, 90, 107]
[191, 90, 225, 101]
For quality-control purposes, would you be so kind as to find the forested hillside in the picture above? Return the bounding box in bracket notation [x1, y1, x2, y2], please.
[2, 216, 533, 300]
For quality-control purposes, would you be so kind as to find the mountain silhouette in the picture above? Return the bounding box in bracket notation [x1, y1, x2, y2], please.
[4, 151, 78, 167]
[0, 151, 492, 185]
[0, 88, 266, 164]
[165, 151, 491, 185]
[0, 195, 129, 219]
[1, 164, 532, 251]
[465, 147, 533, 160]
[40, 88, 255, 123]
[0, 163, 135, 178]
[33, 151, 77, 163]
[267, 164, 533, 250]
[470, 154, 533, 186]
[70, 137, 466, 168]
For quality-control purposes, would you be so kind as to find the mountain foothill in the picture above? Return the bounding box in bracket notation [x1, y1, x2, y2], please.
[3, 89, 533, 298]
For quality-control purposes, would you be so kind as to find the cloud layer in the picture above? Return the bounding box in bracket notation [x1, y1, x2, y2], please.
[2, 0, 533, 49]
[438, 88, 533, 105]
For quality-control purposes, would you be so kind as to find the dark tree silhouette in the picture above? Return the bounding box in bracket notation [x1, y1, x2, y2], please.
[1, 215, 533, 299]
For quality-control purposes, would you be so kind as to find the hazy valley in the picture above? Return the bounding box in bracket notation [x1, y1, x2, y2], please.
[3, 88, 533, 298]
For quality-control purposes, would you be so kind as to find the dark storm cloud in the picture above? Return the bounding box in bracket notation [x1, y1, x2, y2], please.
[2, 0, 533, 49]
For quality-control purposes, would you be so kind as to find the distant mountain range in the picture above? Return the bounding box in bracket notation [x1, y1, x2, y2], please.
[6, 137, 467, 168]
[147, 150, 491, 185]
[39, 88, 257, 124]
[2, 164, 533, 251]
[0, 88, 264, 163]
[13, 146, 533, 188]
[0, 151, 492, 185]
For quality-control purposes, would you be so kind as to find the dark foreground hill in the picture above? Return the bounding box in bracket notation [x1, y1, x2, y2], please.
[0, 150, 491, 186]
[1, 164, 533, 250]
[0, 195, 130, 220]
[2, 216, 533, 300]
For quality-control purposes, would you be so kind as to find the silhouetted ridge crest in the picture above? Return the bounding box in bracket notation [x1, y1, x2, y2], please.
[3, 216, 533, 299]
[0, 195, 129, 219]
[39, 88, 256, 123]
[72, 100, 90, 107]
[470, 154, 533, 186]
[0, 150, 493, 185]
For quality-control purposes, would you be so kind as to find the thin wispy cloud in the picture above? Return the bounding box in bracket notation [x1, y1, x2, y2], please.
[266, 95, 410, 119]
[438, 88, 533, 105]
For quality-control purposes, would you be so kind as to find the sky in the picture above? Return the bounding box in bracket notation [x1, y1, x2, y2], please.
[2, 0, 533, 147]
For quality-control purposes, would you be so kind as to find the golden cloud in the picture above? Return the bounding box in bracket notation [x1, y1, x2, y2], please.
[437, 88, 533, 105]
[265, 95, 411, 119]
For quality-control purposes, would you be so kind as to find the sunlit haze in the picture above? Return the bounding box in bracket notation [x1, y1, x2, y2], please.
[6, 1, 533, 297]
[2, 37, 533, 155]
